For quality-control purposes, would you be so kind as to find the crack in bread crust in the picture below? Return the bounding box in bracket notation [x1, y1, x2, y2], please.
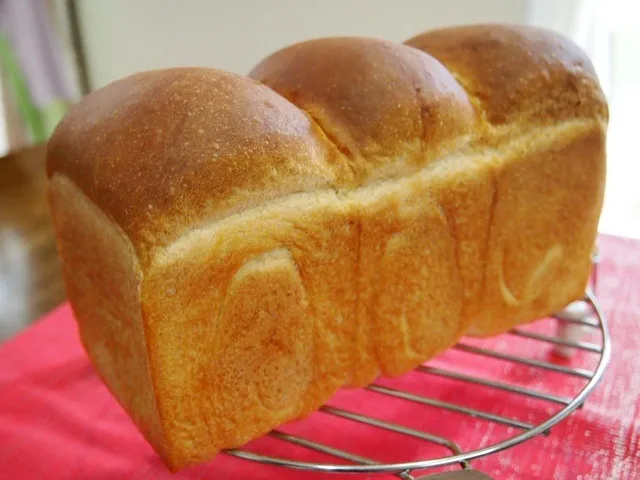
[156, 118, 599, 265]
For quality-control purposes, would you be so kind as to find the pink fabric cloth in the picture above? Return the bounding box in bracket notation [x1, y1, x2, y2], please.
[1, 234, 639, 479]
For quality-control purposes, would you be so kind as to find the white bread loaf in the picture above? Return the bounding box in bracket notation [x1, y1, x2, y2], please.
[46, 24, 608, 470]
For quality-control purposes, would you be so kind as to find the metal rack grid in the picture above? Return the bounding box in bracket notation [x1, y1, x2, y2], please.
[225, 270, 610, 478]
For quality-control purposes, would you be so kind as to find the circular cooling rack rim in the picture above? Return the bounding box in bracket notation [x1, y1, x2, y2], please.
[224, 288, 611, 476]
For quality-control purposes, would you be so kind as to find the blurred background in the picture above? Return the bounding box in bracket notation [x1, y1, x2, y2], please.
[0, 0, 638, 340]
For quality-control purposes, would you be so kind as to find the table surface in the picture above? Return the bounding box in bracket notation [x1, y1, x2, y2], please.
[0, 234, 639, 480]
[0, 145, 66, 340]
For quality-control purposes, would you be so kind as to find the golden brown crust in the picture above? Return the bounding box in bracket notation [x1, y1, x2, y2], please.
[250, 37, 477, 181]
[477, 124, 606, 334]
[48, 175, 166, 457]
[46, 24, 608, 471]
[405, 24, 608, 126]
[46, 68, 347, 264]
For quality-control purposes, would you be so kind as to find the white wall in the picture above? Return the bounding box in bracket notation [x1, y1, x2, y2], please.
[77, 0, 531, 90]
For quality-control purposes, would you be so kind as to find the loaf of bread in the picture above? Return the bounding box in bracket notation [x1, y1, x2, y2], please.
[46, 24, 608, 470]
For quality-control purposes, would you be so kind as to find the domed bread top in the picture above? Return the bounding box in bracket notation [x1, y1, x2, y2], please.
[250, 36, 477, 182]
[46, 68, 347, 263]
[405, 24, 608, 126]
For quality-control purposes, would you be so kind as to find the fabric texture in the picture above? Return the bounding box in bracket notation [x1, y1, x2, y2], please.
[0, 234, 638, 480]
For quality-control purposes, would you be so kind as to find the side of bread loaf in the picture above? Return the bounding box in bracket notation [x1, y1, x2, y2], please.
[404, 24, 607, 334]
[47, 25, 607, 470]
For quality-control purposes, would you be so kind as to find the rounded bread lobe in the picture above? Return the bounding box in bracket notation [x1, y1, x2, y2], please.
[46, 68, 343, 261]
[405, 24, 609, 126]
[250, 37, 477, 182]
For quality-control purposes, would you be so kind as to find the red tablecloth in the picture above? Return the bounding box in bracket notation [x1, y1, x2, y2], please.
[1, 234, 639, 480]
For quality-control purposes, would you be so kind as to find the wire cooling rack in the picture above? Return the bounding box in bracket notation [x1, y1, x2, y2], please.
[225, 263, 610, 479]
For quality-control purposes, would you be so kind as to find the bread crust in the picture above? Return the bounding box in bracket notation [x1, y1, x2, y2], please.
[405, 24, 608, 125]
